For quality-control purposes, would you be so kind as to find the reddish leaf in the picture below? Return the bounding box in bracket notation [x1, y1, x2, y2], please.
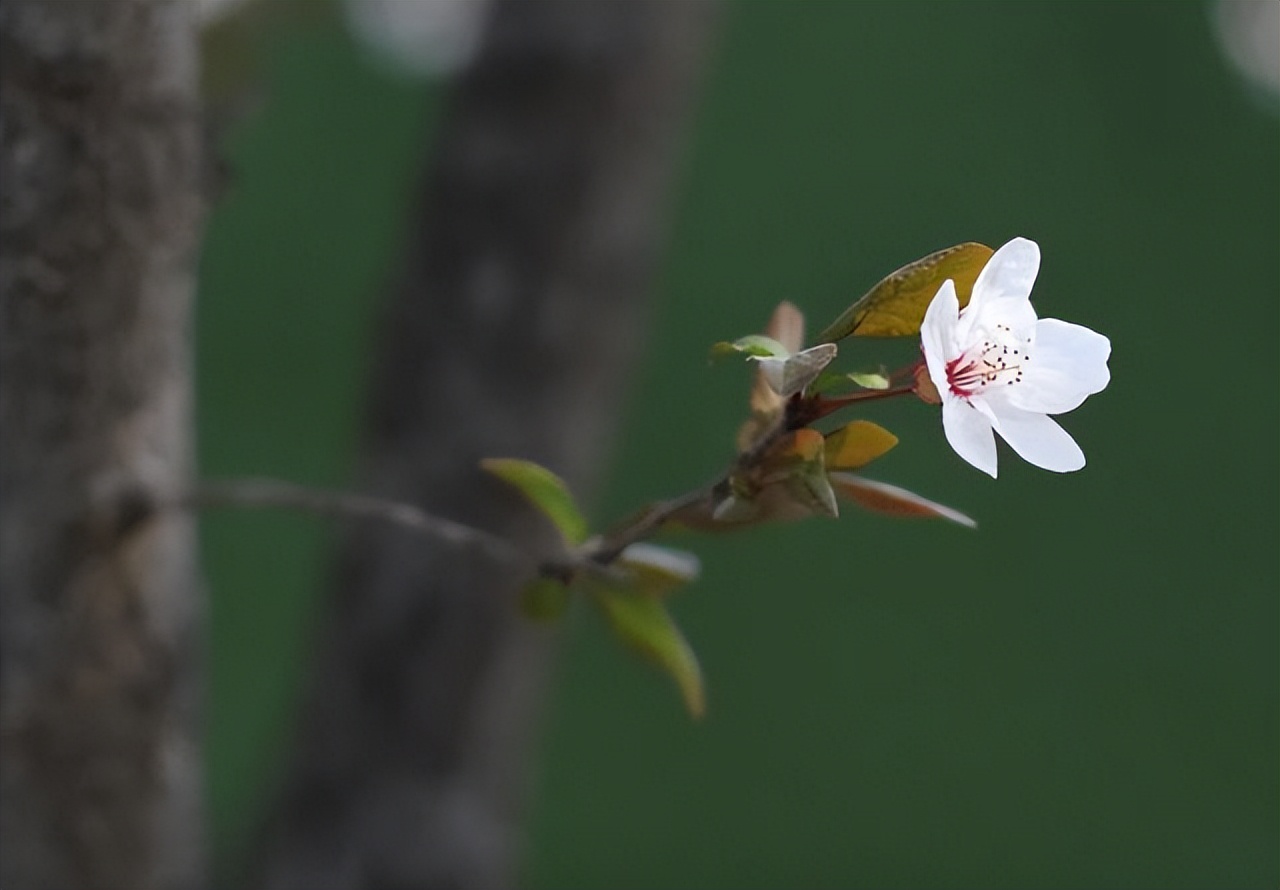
[829, 473, 976, 528]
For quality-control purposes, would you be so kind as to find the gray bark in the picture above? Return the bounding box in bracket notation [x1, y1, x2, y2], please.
[250, 2, 718, 888]
[0, 2, 205, 889]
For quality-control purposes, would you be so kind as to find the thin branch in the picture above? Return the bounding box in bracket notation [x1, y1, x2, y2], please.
[188, 477, 531, 568]
[589, 485, 717, 565]
[809, 384, 918, 421]
[187, 476, 716, 580]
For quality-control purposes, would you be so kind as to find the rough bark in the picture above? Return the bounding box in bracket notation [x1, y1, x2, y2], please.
[0, 3, 205, 889]
[251, 2, 718, 889]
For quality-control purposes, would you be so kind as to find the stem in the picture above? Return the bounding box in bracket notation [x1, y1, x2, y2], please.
[811, 383, 917, 420]
[588, 399, 818, 562]
[183, 474, 718, 582]
[889, 357, 926, 385]
[185, 358, 926, 574]
[187, 477, 531, 568]
[589, 484, 720, 564]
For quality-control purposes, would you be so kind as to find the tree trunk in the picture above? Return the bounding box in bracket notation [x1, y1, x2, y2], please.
[0, 2, 205, 889]
[250, 2, 717, 888]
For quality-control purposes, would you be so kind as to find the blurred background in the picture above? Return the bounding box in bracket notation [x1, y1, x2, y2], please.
[197, 2, 1278, 887]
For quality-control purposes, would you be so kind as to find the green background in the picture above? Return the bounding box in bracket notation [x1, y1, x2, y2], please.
[199, 3, 1279, 887]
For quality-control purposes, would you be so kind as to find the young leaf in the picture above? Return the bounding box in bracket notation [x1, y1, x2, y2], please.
[769, 427, 827, 464]
[785, 462, 840, 519]
[751, 343, 838, 398]
[617, 543, 701, 596]
[738, 302, 809, 453]
[520, 577, 572, 621]
[712, 492, 760, 524]
[828, 473, 977, 528]
[848, 370, 891, 390]
[824, 420, 899, 471]
[747, 302, 806, 409]
[480, 458, 589, 546]
[592, 588, 706, 718]
[815, 242, 994, 342]
[709, 334, 791, 361]
[756, 429, 839, 520]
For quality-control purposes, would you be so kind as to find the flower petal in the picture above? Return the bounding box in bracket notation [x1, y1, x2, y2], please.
[1033, 317, 1111, 393]
[971, 237, 1041, 304]
[941, 396, 999, 478]
[989, 406, 1086, 472]
[973, 293, 1040, 339]
[921, 278, 959, 393]
[999, 318, 1110, 414]
[958, 237, 1040, 344]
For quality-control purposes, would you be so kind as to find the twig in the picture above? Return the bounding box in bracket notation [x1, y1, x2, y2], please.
[589, 485, 716, 565]
[187, 477, 531, 567]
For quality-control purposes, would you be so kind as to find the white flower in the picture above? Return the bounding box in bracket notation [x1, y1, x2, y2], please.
[920, 237, 1110, 478]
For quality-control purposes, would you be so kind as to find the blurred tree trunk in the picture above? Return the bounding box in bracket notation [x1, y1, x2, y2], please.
[0, 2, 205, 890]
[251, 2, 717, 889]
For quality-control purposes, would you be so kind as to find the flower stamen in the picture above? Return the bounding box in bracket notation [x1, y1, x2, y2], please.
[944, 330, 1029, 397]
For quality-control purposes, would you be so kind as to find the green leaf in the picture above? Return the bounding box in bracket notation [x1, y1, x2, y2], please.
[593, 588, 706, 718]
[520, 577, 572, 621]
[848, 370, 891, 390]
[709, 334, 790, 361]
[479, 458, 589, 546]
[824, 420, 899, 471]
[815, 242, 994, 342]
[809, 369, 890, 395]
